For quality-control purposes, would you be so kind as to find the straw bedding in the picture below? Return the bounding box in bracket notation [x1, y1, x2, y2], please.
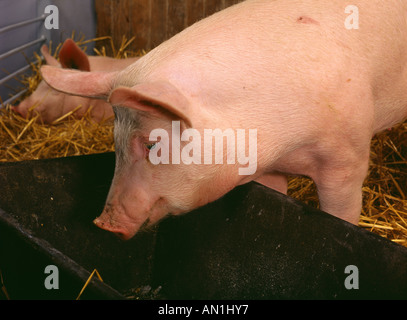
[1, 37, 406, 247]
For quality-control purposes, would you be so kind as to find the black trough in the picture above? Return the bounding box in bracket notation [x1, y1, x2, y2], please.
[0, 152, 406, 299]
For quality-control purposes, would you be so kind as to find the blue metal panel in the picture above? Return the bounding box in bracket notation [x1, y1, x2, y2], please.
[0, 0, 96, 106]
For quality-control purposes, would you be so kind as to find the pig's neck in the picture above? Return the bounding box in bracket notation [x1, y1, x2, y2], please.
[89, 56, 140, 72]
[194, 107, 282, 187]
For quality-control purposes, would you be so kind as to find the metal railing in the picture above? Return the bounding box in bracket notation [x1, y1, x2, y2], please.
[0, 14, 48, 106]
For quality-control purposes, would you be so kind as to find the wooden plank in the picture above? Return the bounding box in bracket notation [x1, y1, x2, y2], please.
[111, 0, 131, 55]
[150, 0, 168, 48]
[94, 0, 113, 55]
[130, 0, 151, 51]
[204, 0, 225, 17]
[186, 0, 205, 27]
[224, 0, 242, 8]
[95, 0, 112, 37]
[167, 0, 187, 39]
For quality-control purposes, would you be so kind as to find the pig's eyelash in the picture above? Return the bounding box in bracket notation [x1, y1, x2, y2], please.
[144, 142, 157, 161]
[144, 142, 157, 151]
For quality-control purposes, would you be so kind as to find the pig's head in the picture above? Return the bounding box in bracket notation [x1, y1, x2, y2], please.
[40, 65, 237, 240]
[12, 39, 91, 122]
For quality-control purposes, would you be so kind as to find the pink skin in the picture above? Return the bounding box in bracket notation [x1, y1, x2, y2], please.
[12, 39, 139, 123]
[41, 0, 407, 240]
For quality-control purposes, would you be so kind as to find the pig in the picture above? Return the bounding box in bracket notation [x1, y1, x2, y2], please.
[13, 39, 139, 123]
[41, 0, 407, 240]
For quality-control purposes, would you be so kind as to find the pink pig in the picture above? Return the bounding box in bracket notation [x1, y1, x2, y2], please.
[41, 0, 407, 240]
[13, 39, 139, 123]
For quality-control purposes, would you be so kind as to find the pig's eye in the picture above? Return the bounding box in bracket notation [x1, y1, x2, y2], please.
[145, 142, 157, 151]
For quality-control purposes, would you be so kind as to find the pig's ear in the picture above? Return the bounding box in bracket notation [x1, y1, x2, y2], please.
[40, 65, 115, 99]
[109, 82, 192, 127]
[41, 45, 60, 67]
[58, 39, 91, 71]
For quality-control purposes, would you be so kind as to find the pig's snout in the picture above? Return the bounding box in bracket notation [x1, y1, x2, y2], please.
[93, 203, 139, 240]
[93, 216, 131, 240]
[11, 105, 26, 118]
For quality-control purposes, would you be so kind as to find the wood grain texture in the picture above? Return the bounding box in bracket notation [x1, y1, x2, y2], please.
[95, 0, 244, 53]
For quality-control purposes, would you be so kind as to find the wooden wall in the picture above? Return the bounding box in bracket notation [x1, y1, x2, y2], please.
[95, 0, 244, 55]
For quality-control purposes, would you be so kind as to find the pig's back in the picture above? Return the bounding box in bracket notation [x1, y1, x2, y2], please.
[128, 0, 407, 133]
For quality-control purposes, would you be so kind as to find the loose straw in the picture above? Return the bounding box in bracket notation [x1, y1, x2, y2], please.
[76, 269, 104, 300]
